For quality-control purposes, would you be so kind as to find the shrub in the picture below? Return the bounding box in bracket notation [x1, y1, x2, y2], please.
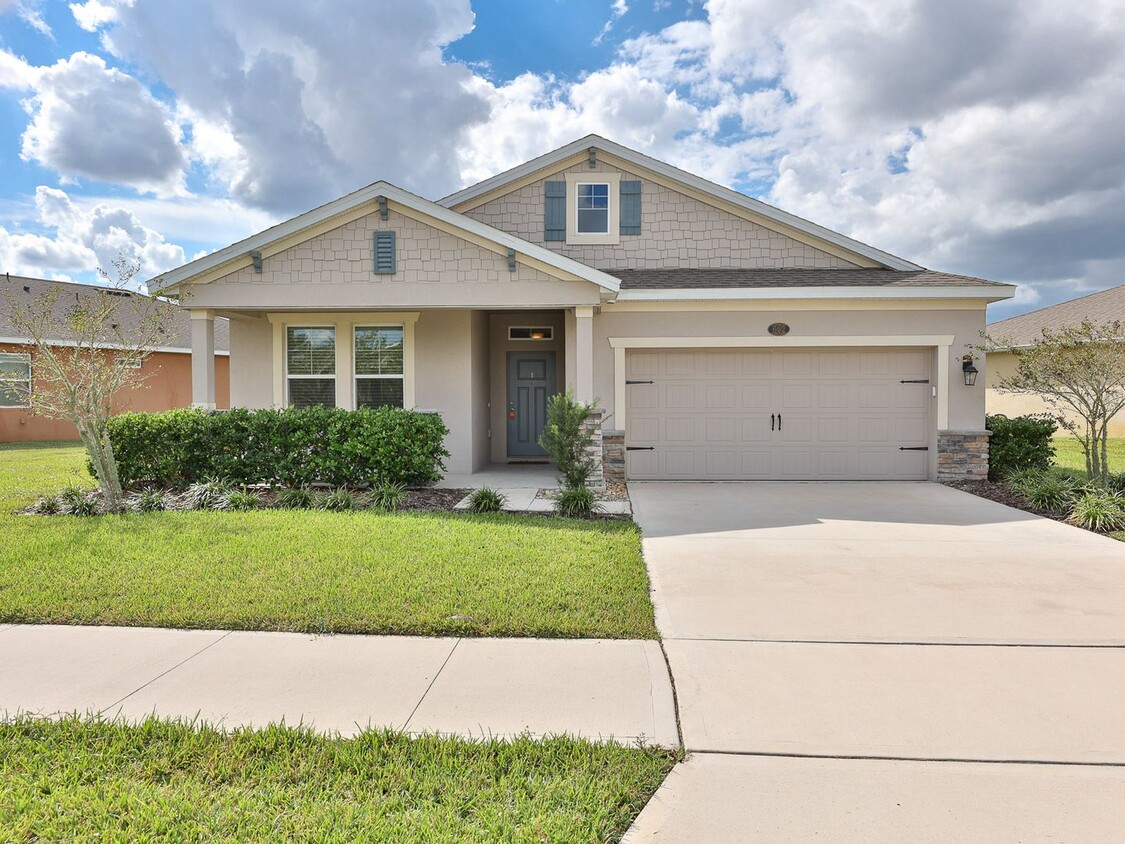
[1020, 474, 1080, 513]
[466, 486, 506, 513]
[1067, 488, 1125, 532]
[317, 488, 360, 511]
[183, 478, 233, 510]
[554, 485, 604, 519]
[275, 486, 315, 510]
[33, 494, 61, 515]
[223, 489, 263, 511]
[986, 414, 1057, 481]
[129, 488, 171, 513]
[370, 481, 406, 513]
[539, 391, 599, 489]
[106, 407, 450, 490]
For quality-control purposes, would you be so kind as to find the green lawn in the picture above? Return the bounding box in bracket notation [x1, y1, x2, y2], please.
[0, 716, 678, 843]
[0, 442, 657, 639]
[1050, 436, 1125, 475]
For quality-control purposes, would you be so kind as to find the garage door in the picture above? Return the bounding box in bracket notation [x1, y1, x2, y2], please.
[625, 348, 932, 480]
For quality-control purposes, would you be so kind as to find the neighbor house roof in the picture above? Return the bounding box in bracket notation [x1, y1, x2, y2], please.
[988, 284, 1125, 346]
[148, 181, 622, 296]
[439, 134, 924, 272]
[0, 275, 229, 353]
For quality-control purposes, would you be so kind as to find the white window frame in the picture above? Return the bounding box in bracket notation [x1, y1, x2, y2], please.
[284, 325, 337, 408]
[0, 351, 32, 409]
[353, 325, 406, 409]
[565, 171, 620, 246]
[269, 313, 419, 410]
[508, 326, 554, 341]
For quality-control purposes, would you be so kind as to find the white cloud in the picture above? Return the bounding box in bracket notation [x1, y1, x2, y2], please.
[593, 0, 630, 46]
[8, 51, 185, 192]
[0, 187, 186, 284]
[0, 0, 52, 37]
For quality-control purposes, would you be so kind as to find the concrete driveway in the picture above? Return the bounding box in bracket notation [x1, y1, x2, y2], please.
[625, 482, 1125, 842]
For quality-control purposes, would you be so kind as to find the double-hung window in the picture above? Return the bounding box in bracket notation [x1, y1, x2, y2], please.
[576, 183, 610, 234]
[0, 352, 31, 408]
[286, 327, 336, 407]
[354, 326, 404, 408]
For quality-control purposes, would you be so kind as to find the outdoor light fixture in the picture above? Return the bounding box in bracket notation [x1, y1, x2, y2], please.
[529, 329, 546, 339]
[962, 356, 979, 387]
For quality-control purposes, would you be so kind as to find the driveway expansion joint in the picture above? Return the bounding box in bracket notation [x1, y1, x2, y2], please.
[664, 636, 1125, 649]
[401, 637, 461, 732]
[106, 630, 233, 710]
[688, 749, 1125, 768]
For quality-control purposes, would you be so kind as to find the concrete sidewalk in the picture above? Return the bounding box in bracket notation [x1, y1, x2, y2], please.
[0, 624, 677, 745]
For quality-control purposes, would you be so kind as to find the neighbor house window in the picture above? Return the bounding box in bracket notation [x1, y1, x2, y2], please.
[576, 183, 610, 234]
[0, 352, 31, 408]
[286, 327, 336, 407]
[354, 326, 404, 408]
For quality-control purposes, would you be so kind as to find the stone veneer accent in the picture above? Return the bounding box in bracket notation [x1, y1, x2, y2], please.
[937, 430, 991, 480]
[602, 429, 625, 484]
[583, 410, 607, 491]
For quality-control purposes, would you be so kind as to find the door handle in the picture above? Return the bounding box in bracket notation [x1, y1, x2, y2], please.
[771, 413, 775, 431]
[778, 413, 782, 431]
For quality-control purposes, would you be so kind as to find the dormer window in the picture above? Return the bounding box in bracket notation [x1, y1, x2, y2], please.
[576, 183, 610, 234]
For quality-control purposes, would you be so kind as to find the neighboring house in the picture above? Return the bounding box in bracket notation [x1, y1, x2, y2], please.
[986, 284, 1125, 437]
[0, 276, 230, 442]
[150, 136, 1014, 482]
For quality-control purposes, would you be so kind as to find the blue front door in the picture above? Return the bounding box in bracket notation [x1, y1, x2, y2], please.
[507, 352, 556, 458]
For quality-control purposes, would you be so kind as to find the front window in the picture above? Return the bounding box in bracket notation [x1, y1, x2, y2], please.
[354, 326, 404, 408]
[576, 183, 610, 233]
[0, 352, 31, 407]
[286, 327, 336, 407]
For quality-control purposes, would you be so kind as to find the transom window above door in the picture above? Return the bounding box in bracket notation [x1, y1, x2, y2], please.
[576, 183, 609, 234]
[508, 326, 554, 341]
[354, 326, 404, 409]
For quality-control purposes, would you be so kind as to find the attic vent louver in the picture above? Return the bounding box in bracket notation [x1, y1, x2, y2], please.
[373, 230, 396, 275]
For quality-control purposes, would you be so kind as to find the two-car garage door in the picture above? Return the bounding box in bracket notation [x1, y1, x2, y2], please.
[625, 348, 933, 480]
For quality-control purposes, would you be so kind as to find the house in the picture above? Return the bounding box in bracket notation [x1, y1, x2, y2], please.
[987, 284, 1125, 437]
[150, 135, 1014, 482]
[0, 276, 230, 442]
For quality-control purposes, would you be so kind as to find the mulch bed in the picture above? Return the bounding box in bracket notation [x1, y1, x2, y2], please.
[941, 478, 1059, 520]
[401, 488, 469, 511]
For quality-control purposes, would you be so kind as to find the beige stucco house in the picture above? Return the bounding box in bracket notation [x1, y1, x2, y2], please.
[151, 136, 1014, 482]
[987, 284, 1125, 437]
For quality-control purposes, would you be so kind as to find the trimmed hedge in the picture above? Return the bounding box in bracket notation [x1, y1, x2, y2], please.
[986, 413, 1057, 480]
[105, 407, 450, 489]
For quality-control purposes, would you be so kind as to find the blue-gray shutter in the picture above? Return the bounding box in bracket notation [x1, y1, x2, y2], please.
[544, 181, 566, 241]
[373, 230, 396, 274]
[620, 180, 642, 235]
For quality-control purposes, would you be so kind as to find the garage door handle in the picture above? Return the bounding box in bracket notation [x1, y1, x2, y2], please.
[626, 446, 655, 451]
[778, 413, 782, 431]
[626, 380, 654, 385]
[899, 446, 930, 451]
[770, 413, 775, 431]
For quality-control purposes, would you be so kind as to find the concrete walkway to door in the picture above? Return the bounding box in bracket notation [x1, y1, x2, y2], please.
[625, 482, 1125, 842]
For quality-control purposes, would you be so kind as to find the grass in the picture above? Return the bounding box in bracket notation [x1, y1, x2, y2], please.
[1050, 436, 1125, 475]
[0, 715, 679, 843]
[0, 442, 657, 639]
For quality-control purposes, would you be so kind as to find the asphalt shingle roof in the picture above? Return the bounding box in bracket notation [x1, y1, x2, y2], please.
[0, 274, 229, 352]
[987, 284, 1125, 346]
[608, 268, 1010, 290]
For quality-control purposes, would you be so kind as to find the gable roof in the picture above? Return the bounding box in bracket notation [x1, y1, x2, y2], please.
[1, 275, 229, 353]
[988, 284, 1125, 346]
[148, 181, 621, 296]
[439, 135, 923, 272]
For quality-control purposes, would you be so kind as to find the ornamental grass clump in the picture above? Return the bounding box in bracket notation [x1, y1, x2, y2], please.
[183, 478, 233, 510]
[466, 486, 506, 513]
[1067, 488, 1125, 532]
[33, 494, 61, 515]
[275, 486, 315, 509]
[317, 488, 361, 512]
[1020, 474, 1080, 514]
[369, 481, 406, 513]
[59, 487, 100, 516]
[129, 488, 171, 513]
[555, 486, 604, 519]
[222, 489, 263, 511]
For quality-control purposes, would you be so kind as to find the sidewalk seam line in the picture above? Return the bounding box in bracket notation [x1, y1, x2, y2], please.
[664, 637, 1125, 649]
[105, 630, 233, 711]
[689, 749, 1125, 768]
[402, 638, 461, 732]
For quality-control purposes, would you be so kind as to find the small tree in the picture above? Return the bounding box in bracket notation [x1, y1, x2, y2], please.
[2, 259, 180, 509]
[983, 320, 1125, 482]
[538, 390, 599, 489]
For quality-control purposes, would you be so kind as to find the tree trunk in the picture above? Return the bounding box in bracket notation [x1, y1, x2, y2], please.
[77, 421, 124, 510]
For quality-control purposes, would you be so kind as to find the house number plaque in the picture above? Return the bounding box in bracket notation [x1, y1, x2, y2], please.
[768, 322, 790, 336]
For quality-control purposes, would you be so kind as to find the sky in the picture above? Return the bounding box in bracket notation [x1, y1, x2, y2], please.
[0, 0, 1122, 320]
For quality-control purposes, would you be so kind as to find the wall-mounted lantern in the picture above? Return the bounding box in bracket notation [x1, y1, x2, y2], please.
[962, 356, 979, 387]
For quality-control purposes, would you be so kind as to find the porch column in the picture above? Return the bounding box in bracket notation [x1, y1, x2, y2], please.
[190, 309, 217, 409]
[574, 305, 595, 403]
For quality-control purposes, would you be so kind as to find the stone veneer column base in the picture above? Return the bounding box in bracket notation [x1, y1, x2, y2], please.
[937, 430, 991, 480]
[602, 429, 625, 484]
[583, 410, 607, 491]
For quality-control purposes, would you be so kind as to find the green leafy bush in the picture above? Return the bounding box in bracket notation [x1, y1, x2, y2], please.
[275, 486, 315, 510]
[555, 486, 604, 519]
[986, 414, 1057, 481]
[1067, 488, 1125, 532]
[466, 486, 506, 513]
[106, 407, 449, 490]
[539, 391, 599, 489]
[370, 481, 406, 513]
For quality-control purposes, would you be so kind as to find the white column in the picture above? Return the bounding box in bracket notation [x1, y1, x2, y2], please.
[190, 309, 217, 409]
[575, 305, 595, 403]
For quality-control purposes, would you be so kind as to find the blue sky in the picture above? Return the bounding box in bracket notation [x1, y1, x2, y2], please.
[0, 0, 1123, 319]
